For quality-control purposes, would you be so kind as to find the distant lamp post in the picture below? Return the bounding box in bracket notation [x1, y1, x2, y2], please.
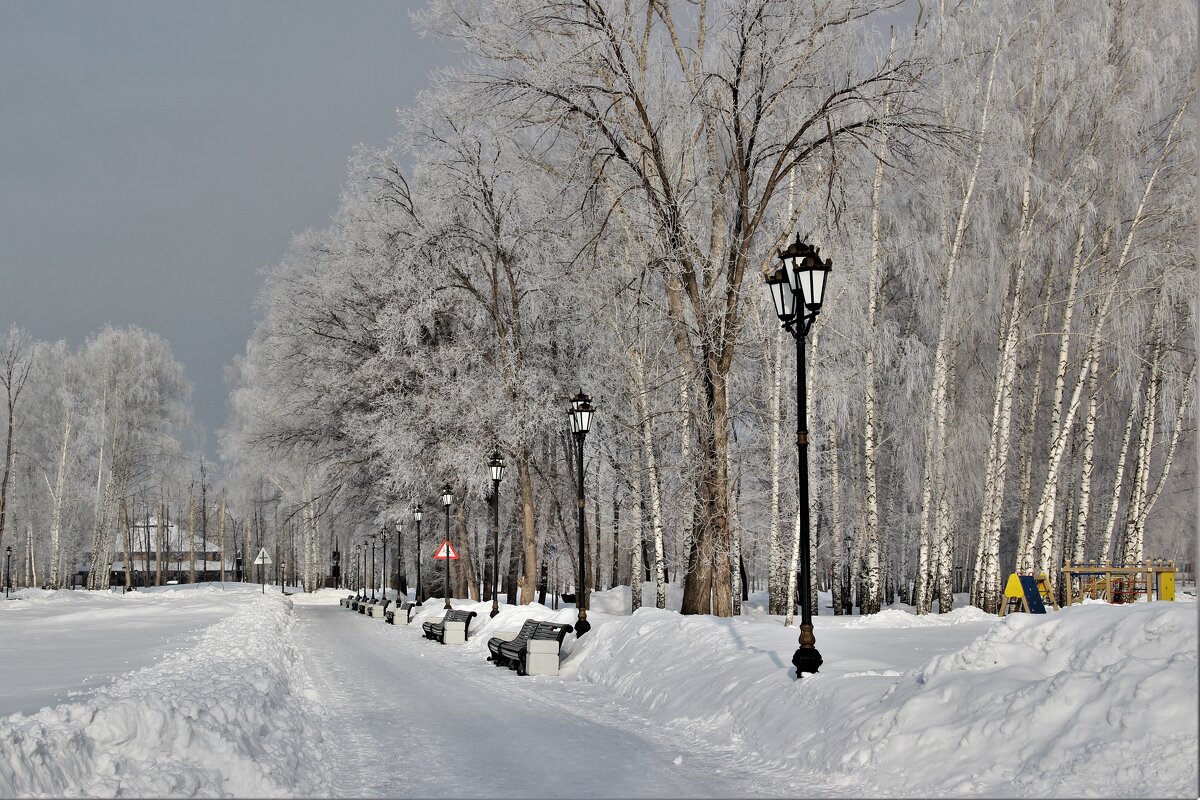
[369, 533, 381, 602]
[412, 505, 424, 605]
[441, 484, 454, 609]
[4, 545, 10, 599]
[843, 535, 853, 615]
[394, 520, 404, 602]
[766, 233, 831, 677]
[360, 540, 369, 599]
[569, 389, 596, 637]
[488, 451, 506, 618]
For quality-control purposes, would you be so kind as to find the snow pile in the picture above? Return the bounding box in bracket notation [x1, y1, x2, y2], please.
[564, 601, 1197, 798]
[0, 590, 332, 798]
[829, 602, 1198, 797]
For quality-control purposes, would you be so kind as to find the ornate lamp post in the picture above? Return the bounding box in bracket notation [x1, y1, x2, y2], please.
[360, 540, 369, 599]
[370, 533, 381, 602]
[568, 389, 596, 637]
[394, 520, 405, 601]
[412, 504, 424, 605]
[441, 484, 454, 609]
[765, 234, 832, 677]
[488, 451, 506, 618]
[380, 528, 388, 602]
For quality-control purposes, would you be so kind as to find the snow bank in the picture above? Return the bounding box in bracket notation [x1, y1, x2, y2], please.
[0, 590, 332, 798]
[564, 601, 1197, 798]
[829, 602, 1198, 797]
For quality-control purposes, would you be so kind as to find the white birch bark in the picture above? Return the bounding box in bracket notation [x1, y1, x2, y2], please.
[46, 417, 70, 588]
[218, 495, 227, 582]
[1034, 222, 1086, 588]
[188, 495, 197, 584]
[1072, 351, 1099, 564]
[631, 347, 666, 609]
[918, 31, 1001, 613]
[1122, 322, 1162, 564]
[862, 116, 886, 615]
[767, 327, 785, 614]
[1029, 99, 1187, 577]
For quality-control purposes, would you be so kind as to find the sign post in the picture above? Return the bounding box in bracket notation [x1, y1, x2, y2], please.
[432, 539, 459, 609]
[253, 547, 272, 594]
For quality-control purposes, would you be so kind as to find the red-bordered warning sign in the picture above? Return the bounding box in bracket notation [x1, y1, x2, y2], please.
[432, 539, 459, 560]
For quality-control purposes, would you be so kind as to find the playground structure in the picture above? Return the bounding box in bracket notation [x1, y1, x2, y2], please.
[1000, 573, 1059, 616]
[1060, 560, 1177, 606]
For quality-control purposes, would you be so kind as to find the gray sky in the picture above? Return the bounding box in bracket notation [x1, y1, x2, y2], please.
[0, 1, 457, 455]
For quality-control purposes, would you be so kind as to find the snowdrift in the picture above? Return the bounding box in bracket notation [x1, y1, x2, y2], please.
[0, 589, 330, 798]
[564, 600, 1198, 798]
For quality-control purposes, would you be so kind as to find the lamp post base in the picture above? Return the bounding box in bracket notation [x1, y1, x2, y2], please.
[575, 611, 591, 637]
[792, 638, 822, 678]
[490, 601, 499, 618]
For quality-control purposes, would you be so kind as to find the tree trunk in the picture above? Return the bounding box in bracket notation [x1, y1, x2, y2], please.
[767, 328, 786, 614]
[47, 417, 70, 588]
[518, 452, 538, 604]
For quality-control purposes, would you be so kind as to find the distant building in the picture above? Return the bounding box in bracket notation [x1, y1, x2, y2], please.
[76, 517, 242, 588]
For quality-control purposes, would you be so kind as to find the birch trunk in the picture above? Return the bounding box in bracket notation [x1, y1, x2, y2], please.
[767, 328, 786, 614]
[1072, 352, 1099, 564]
[1034, 222, 1086, 589]
[188, 496, 196, 584]
[1029, 99, 1186, 577]
[518, 452, 538, 604]
[918, 32, 1001, 613]
[47, 417, 70, 588]
[1122, 321, 1162, 564]
[862, 121, 886, 616]
[631, 348, 667, 608]
[218, 495, 227, 582]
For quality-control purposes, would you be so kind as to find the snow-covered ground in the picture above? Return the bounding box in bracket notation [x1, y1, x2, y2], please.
[0, 582, 1195, 798]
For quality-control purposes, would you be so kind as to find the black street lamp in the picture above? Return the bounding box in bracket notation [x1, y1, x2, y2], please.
[394, 520, 404, 601]
[4, 545, 10, 599]
[843, 535, 853, 615]
[412, 504, 424, 605]
[569, 389, 596, 637]
[766, 233, 832, 677]
[360, 540, 368, 599]
[488, 451, 506, 618]
[380, 529, 388, 602]
[441, 485, 454, 610]
[369, 533, 380, 602]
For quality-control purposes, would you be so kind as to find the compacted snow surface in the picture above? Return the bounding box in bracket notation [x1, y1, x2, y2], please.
[0, 583, 1195, 798]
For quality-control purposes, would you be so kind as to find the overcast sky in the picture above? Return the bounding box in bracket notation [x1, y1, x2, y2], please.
[0, 1, 458, 455]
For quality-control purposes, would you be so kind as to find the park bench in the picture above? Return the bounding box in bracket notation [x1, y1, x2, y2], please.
[367, 598, 389, 619]
[340, 594, 356, 608]
[349, 596, 363, 611]
[385, 601, 417, 625]
[421, 608, 478, 645]
[488, 620, 574, 676]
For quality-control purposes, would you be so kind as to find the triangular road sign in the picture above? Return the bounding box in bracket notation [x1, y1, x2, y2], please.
[253, 547, 272, 566]
[432, 539, 459, 560]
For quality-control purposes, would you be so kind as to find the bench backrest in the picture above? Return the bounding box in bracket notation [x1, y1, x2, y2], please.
[443, 609, 477, 625]
[507, 618, 542, 648]
[531, 621, 574, 645]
